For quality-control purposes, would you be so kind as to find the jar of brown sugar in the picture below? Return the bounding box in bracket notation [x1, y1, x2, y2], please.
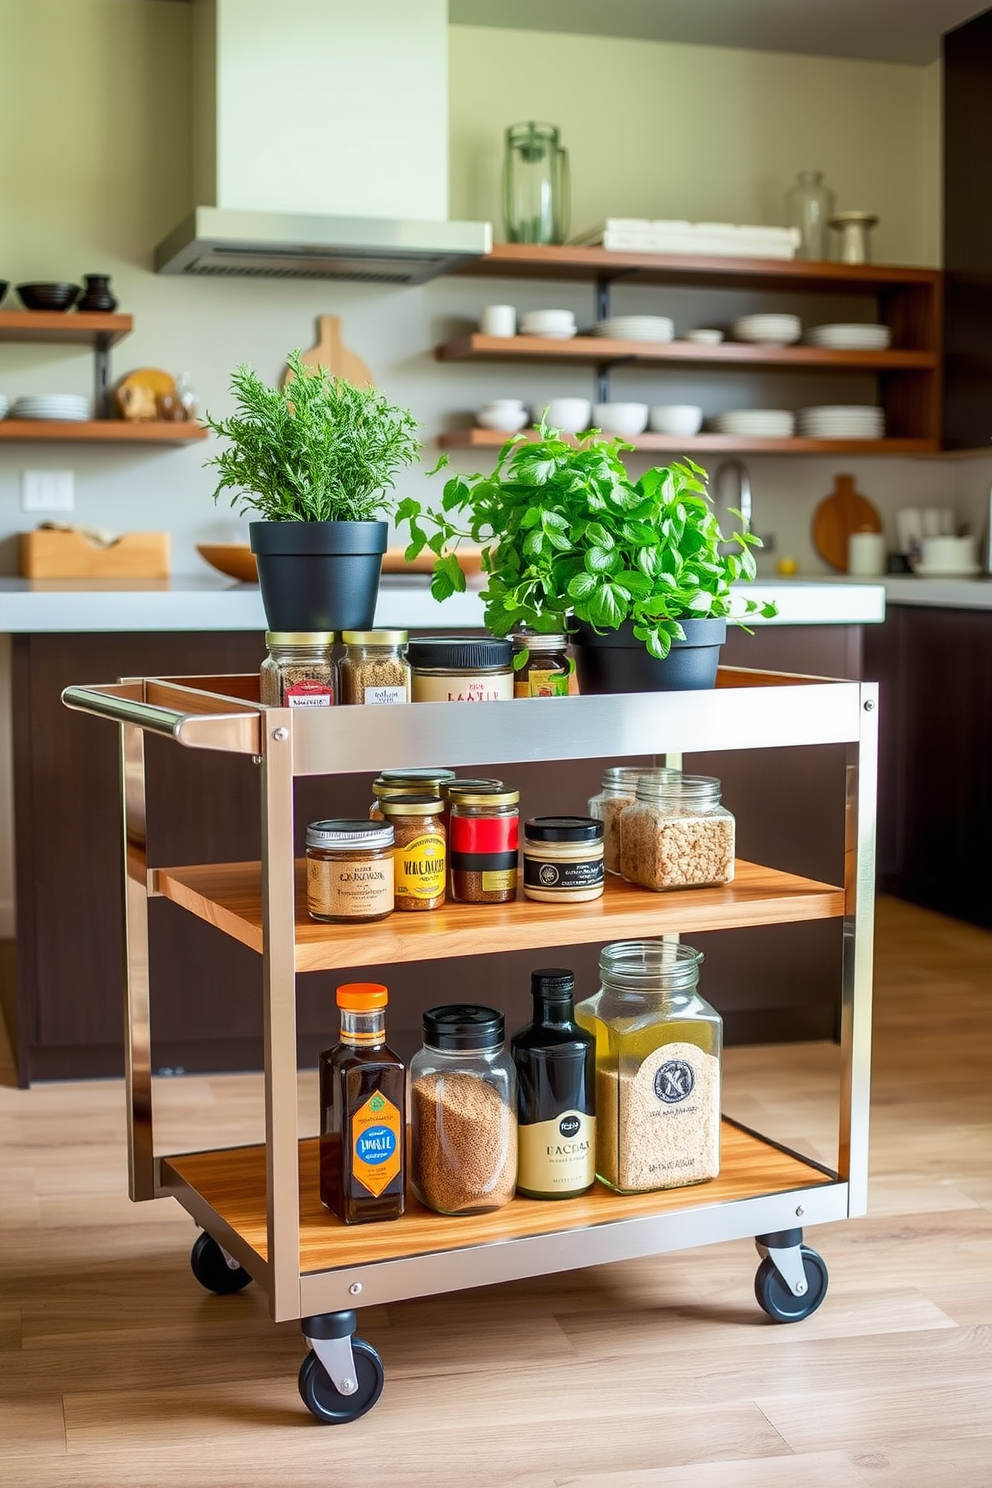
[305, 819, 395, 923]
[339, 630, 411, 706]
[260, 632, 336, 708]
[410, 1005, 517, 1214]
[379, 794, 447, 910]
[619, 773, 735, 891]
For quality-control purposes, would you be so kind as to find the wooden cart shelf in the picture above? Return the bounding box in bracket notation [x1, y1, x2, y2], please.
[154, 858, 846, 973]
[436, 332, 938, 372]
[162, 1123, 835, 1275]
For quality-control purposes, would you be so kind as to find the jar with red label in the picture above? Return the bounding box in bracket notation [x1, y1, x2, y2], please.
[260, 632, 336, 709]
[448, 786, 520, 903]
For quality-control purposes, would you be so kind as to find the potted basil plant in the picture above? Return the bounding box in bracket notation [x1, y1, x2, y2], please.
[397, 425, 776, 693]
[204, 351, 421, 632]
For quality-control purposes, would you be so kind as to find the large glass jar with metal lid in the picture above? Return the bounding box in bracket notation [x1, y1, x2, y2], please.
[448, 786, 520, 903]
[410, 1005, 517, 1214]
[511, 632, 571, 698]
[305, 819, 394, 923]
[260, 632, 335, 707]
[369, 768, 455, 820]
[589, 766, 679, 876]
[574, 941, 722, 1194]
[619, 772, 735, 891]
[338, 630, 411, 706]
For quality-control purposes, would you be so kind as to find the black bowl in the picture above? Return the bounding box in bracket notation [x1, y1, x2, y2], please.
[16, 282, 80, 312]
[0, 280, 8, 306]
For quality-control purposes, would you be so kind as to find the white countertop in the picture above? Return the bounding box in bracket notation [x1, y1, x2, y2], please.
[0, 576, 886, 633]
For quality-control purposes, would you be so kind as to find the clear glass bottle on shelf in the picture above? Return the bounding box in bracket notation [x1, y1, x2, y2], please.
[786, 170, 835, 260]
[502, 122, 569, 245]
[575, 941, 722, 1194]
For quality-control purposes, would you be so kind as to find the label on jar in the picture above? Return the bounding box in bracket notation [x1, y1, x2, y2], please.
[597, 1041, 720, 1191]
[514, 669, 569, 699]
[482, 868, 518, 891]
[364, 685, 408, 706]
[394, 834, 447, 900]
[286, 679, 334, 708]
[523, 855, 604, 891]
[412, 672, 514, 703]
[518, 1110, 595, 1193]
[306, 853, 394, 919]
[351, 1090, 402, 1197]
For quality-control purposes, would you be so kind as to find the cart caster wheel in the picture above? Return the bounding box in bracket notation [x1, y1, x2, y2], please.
[189, 1231, 252, 1295]
[298, 1341, 384, 1424]
[754, 1245, 828, 1322]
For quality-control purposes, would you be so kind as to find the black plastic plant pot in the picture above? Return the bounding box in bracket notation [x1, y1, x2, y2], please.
[249, 520, 388, 632]
[570, 617, 727, 694]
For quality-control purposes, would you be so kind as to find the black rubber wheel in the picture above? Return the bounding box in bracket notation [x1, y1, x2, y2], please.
[189, 1231, 252, 1295]
[754, 1245, 828, 1322]
[298, 1340, 384, 1424]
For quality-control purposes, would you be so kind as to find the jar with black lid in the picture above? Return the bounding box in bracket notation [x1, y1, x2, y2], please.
[523, 816, 605, 903]
[449, 787, 520, 904]
[511, 632, 571, 698]
[408, 635, 514, 703]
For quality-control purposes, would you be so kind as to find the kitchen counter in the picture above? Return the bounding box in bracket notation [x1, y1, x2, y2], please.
[0, 575, 885, 632]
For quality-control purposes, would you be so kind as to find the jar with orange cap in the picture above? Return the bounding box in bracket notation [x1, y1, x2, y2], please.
[319, 982, 406, 1224]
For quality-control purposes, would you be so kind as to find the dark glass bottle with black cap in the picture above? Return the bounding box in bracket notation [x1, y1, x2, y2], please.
[511, 968, 596, 1200]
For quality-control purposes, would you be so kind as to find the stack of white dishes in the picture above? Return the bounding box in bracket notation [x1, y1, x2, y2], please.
[11, 393, 90, 421]
[476, 399, 529, 433]
[593, 315, 675, 343]
[798, 405, 885, 439]
[915, 534, 981, 577]
[710, 409, 795, 438]
[520, 309, 577, 340]
[805, 323, 891, 351]
[732, 314, 802, 345]
[0, 394, 9, 419]
[592, 401, 649, 436]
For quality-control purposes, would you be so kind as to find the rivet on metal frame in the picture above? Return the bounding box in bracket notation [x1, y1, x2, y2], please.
[272, 727, 289, 741]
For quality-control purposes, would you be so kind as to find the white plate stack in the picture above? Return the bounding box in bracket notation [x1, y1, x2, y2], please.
[519, 309, 577, 340]
[805, 323, 891, 351]
[11, 393, 90, 421]
[798, 405, 885, 439]
[0, 394, 9, 419]
[593, 315, 675, 343]
[732, 314, 802, 345]
[710, 409, 796, 438]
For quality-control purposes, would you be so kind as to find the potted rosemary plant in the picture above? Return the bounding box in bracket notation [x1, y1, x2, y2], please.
[204, 352, 420, 632]
[398, 426, 776, 693]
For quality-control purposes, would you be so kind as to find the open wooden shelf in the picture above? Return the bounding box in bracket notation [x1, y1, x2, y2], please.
[436, 426, 938, 456]
[0, 308, 133, 346]
[162, 1123, 835, 1275]
[153, 858, 845, 974]
[0, 419, 207, 443]
[436, 332, 938, 371]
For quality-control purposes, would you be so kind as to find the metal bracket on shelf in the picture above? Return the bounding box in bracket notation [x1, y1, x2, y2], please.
[94, 333, 113, 418]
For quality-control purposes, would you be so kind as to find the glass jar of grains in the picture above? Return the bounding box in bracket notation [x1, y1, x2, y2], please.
[575, 940, 722, 1193]
[523, 817, 604, 903]
[410, 1005, 517, 1214]
[369, 768, 455, 820]
[511, 632, 571, 697]
[619, 773, 735, 891]
[589, 766, 680, 876]
[448, 786, 520, 903]
[260, 632, 336, 708]
[305, 819, 395, 923]
[379, 794, 447, 911]
[338, 630, 411, 706]
[408, 635, 514, 702]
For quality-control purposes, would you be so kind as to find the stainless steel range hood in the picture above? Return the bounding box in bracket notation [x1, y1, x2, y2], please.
[155, 208, 491, 285]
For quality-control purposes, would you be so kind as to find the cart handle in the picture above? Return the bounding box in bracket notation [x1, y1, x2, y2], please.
[61, 684, 261, 755]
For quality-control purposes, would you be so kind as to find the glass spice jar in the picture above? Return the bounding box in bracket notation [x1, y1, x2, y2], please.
[589, 766, 680, 876]
[523, 817, 604, 903]
[575, 940, 722, 1194]
[369, 768, 455, 821]
[305, 820, 395, 923]
[410, 1005, 517, 1215]
[338, 630, 411, 706]
[511, 632, 571, 697]
[379, 794, 447, 911]
[619, 773, 735, 891]
[408, 635, 514, 702]
[260, 632, 336, 708]
[448, 787, 520, 904]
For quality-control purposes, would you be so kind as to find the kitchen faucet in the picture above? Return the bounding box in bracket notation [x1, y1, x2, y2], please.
[713, 458, 752, 534]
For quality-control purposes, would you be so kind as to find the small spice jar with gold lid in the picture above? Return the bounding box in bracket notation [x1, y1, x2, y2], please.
[449, 786, 520, 904]
[339, 630, 411, 706]
[379, 794, 447, 911]
[260, 632, 336, 707]
[369, 767, 455, 820]
[511, 632, 571, 697]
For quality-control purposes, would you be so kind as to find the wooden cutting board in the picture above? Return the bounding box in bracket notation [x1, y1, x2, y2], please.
[812, 474, 882, 572]
[283, 315, 373, 389]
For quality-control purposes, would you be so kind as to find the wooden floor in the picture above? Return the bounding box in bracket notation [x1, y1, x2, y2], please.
[1, 896, 990, 1487]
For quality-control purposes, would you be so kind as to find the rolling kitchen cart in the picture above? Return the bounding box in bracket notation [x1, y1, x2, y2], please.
[62, 667, 876, 1423]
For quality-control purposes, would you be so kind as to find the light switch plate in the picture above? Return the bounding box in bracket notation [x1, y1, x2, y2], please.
[21, 470, 75, 512]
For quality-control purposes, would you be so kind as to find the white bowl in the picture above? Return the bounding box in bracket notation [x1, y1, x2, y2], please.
[481, 399, 527, 412]
[477, 408, 530, 433]
[538, 397, 593, 433]
[593, 402, 649, 436]
[648, 404, 704, 436]
[919, 535, 978, 570]
[733, 314, 802, 345]
[686, 329, 724, 345]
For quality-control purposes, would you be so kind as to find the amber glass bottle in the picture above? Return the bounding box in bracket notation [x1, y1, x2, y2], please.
[319, 983, 406, 1224]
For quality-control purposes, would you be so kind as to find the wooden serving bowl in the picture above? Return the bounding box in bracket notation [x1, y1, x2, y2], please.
[196, 544, 258, 584]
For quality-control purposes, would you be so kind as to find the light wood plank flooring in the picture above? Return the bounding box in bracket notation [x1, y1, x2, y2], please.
[1, 896, 990, 1487]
